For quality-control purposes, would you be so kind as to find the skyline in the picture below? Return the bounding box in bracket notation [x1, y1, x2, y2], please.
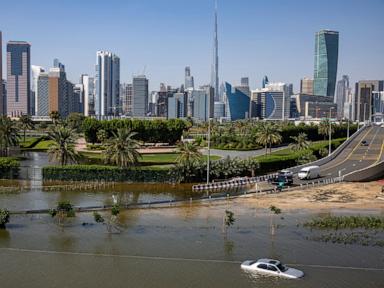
[1, 0, 383, 91]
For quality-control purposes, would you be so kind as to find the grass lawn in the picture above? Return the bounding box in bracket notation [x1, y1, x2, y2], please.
[32, 140, 55, 150]
[19, 137, 40, 148]
[80, 151, 220, 164]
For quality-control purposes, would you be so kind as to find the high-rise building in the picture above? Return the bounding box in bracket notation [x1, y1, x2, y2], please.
[48, 66, 68, 117]
[354, 80, 384, 122]
[6, 41, 31, 116]
[1, 80, 6, 115]
[224, 82, 250, 120]
[36, 72, 49, 116]
[185, 66, 194, 89]
[300, 77, 314, 94]
[31, 65, 45, 115]
[95, 51, 120, 117]
[132, 75, 148, 117]
[120, 83, 132, 116]
[313, 30, 339, 97]
[0, 31, 3, 115]
[335, 75, 349, 119]
[241, 77, 249, 87]
[167, 92, 187, 119]
[262, 76, 269, 88]
[74, 84, 84, 114]
[211, 1, 219, 101]
[80, 74, 94, 116]
[214, 101, 225, 119]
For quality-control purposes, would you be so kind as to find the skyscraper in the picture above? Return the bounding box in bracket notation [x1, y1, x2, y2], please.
[48, 66, 68, 117]
[211, 0, 219, 101]
[313, 30, 339, 97]
[262, 76, 269, 88]
[0, 31, 3, 115]
[31, 65, 45, 115]
[354, 80, 384, 122]
[36, 72, 49, 116]
[185, 66, 194, 89]
[335, 75, 349, 119]
[225, 82, 250, 120]
[80, 74, 94, 116]
[6, 41, 31, 116]
[95, 51, 120, 117]
[132, 75, 148, 117]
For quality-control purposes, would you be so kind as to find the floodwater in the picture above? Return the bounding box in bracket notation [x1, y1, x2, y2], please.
[1, 152, 250, 211]
[0, 152, 383, 287]
[0, 205, 383, 288]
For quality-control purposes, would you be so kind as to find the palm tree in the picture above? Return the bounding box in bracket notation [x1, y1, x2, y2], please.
[175, 141, 202, 168]
[318, 119, 334, 140]
[289, 132, 310, 152]
[104, 128, 141, 167]
[255, 122, 282, 155]
[47, 124, 79, 166]
[0, 116, 19, 156]
[49, 111, 61, 125]
[19, 114, 34, 142]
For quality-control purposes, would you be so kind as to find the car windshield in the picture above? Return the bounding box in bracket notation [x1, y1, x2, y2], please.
[276, 263, 288, 272]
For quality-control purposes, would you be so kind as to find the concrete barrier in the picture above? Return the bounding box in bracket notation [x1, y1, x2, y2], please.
[343, 161, 384, 182]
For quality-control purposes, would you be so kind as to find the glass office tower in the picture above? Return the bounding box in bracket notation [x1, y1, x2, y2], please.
[313, 30, 339, 97]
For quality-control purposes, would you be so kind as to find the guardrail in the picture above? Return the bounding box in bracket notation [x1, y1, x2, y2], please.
[343, 161, 384, 182]
[192, 173, 278, 191]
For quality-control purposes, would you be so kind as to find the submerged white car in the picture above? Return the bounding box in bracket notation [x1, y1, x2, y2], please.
[241, 258, 304, 279]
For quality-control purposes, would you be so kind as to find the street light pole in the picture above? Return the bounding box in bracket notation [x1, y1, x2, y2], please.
[328, 107, 334, 155]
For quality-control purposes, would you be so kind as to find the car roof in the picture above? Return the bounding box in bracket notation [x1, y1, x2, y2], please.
[257, 258, 281, 265]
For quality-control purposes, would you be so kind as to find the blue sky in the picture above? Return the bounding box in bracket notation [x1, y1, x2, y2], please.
[1, 0, 383, 91]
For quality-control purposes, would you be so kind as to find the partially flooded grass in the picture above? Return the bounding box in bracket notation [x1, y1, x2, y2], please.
[303, 215, 384, 230]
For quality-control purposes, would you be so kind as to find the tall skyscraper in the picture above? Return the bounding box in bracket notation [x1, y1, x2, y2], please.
[48, 66, 68, 117]
[6, 41, 31, 116]
[313, 30, 339, 97]
[132, 75, 148, 117]
[31, 65, 45, 115]
[335, 75, 349, 119]
[36, 72, 49, 116]
[224, 82, 250, 120]
[0, 31, 3, 115]
[80, 74, 94, 116]
[120, 83, 132, 116]
[185, 66, 194, 89]
[95, 51, 120, 117]
[211, 1, 219, 101]
[262, 76, 269, 88]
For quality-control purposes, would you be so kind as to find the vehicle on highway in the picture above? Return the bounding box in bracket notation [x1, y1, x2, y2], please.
[269, 170, 293, 186]
[298, 165, 320, 180]
[361, 140, 369, 146]
[241, 258, 304, 279]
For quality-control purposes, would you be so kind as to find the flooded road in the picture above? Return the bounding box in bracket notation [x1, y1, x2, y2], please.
[0, 205, 383, 288]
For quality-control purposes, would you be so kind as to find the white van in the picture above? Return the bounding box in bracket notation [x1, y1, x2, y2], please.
[297, 166, 320, 180]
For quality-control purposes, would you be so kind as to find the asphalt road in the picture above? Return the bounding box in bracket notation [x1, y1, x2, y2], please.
[294, 125, 384, 184]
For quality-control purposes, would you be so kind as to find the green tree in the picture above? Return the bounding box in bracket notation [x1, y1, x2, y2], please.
[97, 129, 108, 143]
[49, 111, 61, 125]
[19, 114, 34, 142]
[175, 141, 203, 168]
[297, 151, 317, 165]
[289, 132, 310, 152]
[255, 122, 282, 155]
[0, 116, 19, 156]
[67, 113, 85, 133]
[104, 128, 141, 167]
[269, 205, 281, 236]
[47, 124, 79, 166]
[318, 119, 334, 140]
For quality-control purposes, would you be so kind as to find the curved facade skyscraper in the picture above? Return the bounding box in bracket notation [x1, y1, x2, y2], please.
[313, 30, 339, 97]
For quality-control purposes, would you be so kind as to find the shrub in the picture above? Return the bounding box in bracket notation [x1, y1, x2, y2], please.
[93, 212, 105, 223]
[0, 157, 20, 179]
[0, 209, 10, 229]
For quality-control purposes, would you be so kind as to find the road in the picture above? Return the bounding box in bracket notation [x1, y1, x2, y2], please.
[295, 125, 384, 184]
[201, 146, 288, 159]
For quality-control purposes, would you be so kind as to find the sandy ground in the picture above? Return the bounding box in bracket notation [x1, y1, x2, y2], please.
[181, 182, 384, 212]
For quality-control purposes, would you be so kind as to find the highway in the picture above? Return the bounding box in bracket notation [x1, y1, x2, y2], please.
[294, 125, 384, 184]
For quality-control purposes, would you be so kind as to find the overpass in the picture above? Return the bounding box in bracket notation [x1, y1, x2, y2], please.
[293, 124, 384, 184]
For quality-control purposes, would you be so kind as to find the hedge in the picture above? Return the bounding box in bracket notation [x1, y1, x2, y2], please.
[0, 157, 20, 178]
[42, 165, 172, 182]
[83, 118, 189, 144]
